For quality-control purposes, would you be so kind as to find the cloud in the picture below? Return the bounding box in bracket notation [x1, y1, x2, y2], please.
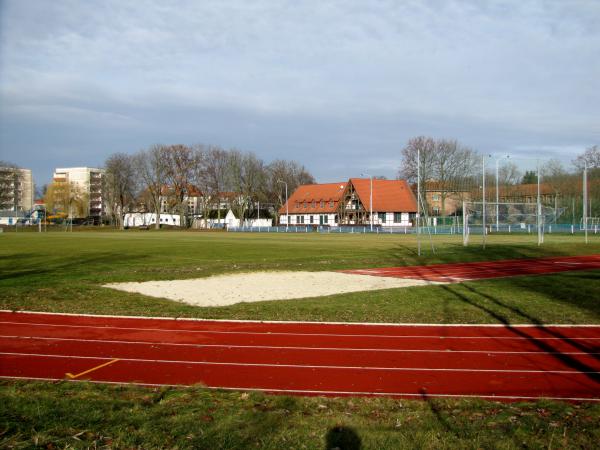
[0, 0, 599, 184]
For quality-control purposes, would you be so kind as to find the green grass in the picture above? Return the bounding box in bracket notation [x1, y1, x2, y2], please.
[1, 231, 599, 324]
[2, 231, 600, 448]
[2, 381, 599, 450]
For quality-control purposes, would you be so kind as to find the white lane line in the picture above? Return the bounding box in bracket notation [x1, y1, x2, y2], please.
[2, 335, 599, 355]
[1, 321, 598, 341]
[3, 309, 600, 327]
[2, 352, 599, 374]
[2, 375, 599, 402]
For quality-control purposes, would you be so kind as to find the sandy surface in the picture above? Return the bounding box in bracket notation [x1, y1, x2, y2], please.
[104, 271, 438, 307]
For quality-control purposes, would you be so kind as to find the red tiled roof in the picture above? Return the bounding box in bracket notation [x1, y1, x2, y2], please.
[349, 178, 417, 212]
[278, 182, 347, 214]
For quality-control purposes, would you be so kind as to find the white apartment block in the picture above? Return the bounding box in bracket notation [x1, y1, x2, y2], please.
[0, 166, 34, 211]
[53, 167, 104, 220]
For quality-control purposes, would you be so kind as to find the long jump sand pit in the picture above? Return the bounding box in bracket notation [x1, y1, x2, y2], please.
[104, 271, 438, 307]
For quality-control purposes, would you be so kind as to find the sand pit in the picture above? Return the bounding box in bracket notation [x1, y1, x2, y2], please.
[104, 271, 438, 307]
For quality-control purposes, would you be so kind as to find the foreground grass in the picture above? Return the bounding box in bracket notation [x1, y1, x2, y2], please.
[2, 381, 599, 450]
[1, 231, 599, 324]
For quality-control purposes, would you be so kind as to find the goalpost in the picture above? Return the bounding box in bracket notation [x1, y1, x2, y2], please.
[462, 201, 563, 247]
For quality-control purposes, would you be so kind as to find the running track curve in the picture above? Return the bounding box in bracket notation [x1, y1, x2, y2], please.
[1, 311, 599, 402]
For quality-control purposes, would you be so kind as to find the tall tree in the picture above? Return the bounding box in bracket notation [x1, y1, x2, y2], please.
[134, 145, 168, 229]
[163, 144, 196, 228]
[226, 150, 266, 222]
[265, 159, 315, 222]
[202, 145, 229, 224]
[573, 145, 600, 170]
[398, 136, 478, 214]
[104, 153, 136, 229]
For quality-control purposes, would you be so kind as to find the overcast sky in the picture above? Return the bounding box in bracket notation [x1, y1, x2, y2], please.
[1, 0, 599, 187]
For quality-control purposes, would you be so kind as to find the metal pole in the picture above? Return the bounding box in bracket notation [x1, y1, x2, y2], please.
[496, 159, 499, 231]
[482, 155, 486, 249]
[537, 160, 542, 245]
[417, 149, 421, 256]
[370, 176, 373, 231]
[584, 162, 588, 244]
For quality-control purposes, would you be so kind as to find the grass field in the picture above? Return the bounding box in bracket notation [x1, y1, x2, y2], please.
[1, 230, 599, 449]
[1, 230, 599, 324]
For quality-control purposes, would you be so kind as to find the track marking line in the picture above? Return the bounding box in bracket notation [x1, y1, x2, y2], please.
[65, 358, 120, 379]
[2, 376, 599, 402]
[2, 335, 598, 355]
[3, 352, 599, 374]
[3, 309, 599, 327]
[2, 321, 598, 340]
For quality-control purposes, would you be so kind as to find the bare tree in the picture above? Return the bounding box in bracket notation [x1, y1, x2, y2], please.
[432, 139, 478, 214]
[203, 145, 229, 224]
[498, 162, 521, 186]
[163, 144, 196, 228]
[104, 153, 136, 229]
[266, 159, 315, 223]
[399, 136, 478, 214]
[573, 145, 600, 170]
[134, 145, 168, 230]
[227, 150, 266, 222]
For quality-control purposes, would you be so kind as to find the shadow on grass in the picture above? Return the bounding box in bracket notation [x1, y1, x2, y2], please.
[424, 261, 600, 384]
[0, 253, 146, 283]
[325, 425, 361, 450]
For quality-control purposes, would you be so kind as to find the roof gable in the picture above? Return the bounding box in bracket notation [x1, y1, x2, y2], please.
[349, 178, 417, 212]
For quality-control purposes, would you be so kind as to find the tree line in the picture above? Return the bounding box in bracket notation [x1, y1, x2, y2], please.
[102, 144, 314, 229]
[398, 138, 600, 220]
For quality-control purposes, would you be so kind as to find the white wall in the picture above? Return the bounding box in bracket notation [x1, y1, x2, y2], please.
[124, 213, 181, 227]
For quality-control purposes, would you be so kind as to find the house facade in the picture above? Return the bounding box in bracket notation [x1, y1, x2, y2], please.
[279, 178, 417, 227]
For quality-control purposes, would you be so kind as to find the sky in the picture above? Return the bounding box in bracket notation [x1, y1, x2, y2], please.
[1, 0, 599, 188]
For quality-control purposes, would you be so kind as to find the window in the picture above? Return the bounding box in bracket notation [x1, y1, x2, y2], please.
[330, 201, 334, 208]
[394, 213, 402, 223]
[323, 215, 328, 224]
[378, 212, 386, 222]
[299, 216, 304, 224]
[310, 216, 314, 224]
[320, 201, 324, 208]
[432, 194, 440, 201]
[433, 207, 440, 215]
[311, 201, 316, 208]
[303, 201, 307, 208]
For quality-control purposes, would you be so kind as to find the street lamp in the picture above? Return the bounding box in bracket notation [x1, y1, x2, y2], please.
[494, 154, 510, 231]
[276, 179, 288, 230]
[361, 173, 373, 231]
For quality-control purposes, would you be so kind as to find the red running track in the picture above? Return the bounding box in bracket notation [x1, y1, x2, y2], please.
[1, 311, 599, 402]
[341, 254, 600, 282]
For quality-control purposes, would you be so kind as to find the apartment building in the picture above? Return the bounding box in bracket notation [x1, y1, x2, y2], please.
[0, 166, 34, 211]
[53, 167, 104, 221]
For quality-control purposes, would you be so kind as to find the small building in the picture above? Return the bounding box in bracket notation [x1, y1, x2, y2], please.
[279, 178, 417, 227]
[123, 213, 181, 227]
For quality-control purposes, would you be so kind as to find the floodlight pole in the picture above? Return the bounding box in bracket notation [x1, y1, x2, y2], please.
[584, 162, 588, 244]
[417, 149, 421, 256]
[482, 155, 487, 249]
[277, 179, 288, 230]
[537, 159, 542, 245]
[494, 155, 509, 231]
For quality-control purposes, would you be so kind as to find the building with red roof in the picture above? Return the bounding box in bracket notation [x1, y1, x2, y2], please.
[278, 178, 417, 227]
